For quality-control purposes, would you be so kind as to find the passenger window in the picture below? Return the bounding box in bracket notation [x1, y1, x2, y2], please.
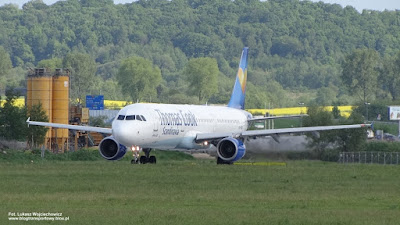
[126, 115, 135, 120]
[136, 115, 142, 121]
[117, 115, 125, 120]
[141, 115, 146, 121]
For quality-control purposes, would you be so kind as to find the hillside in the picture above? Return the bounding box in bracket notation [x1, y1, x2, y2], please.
[1, 0, 400, 107]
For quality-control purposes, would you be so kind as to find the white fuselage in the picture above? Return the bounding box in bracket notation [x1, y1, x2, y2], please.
[111, 103, 251, 150]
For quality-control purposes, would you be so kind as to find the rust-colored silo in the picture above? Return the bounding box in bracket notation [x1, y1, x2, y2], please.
[52, 69, 69, 152]
[29, 69, 53, 149]
[26, 76, 32, 109]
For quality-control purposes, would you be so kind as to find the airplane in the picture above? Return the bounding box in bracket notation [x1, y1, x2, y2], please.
[27, 47, 370, 164]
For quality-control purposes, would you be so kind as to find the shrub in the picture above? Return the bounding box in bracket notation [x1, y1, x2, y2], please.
[364, 141, 400, 152]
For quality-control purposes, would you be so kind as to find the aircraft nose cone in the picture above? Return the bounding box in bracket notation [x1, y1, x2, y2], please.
[113, 122, 132, 146]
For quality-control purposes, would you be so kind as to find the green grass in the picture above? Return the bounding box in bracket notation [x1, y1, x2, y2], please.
[0, 149, 194, 163]
[1, 158, 400, 224]
[0, 149, 102, 162]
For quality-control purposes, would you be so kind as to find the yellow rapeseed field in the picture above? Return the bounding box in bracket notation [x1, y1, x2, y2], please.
[247, 105, 353, 118]
[0, 98, 25, 108]
[1, 97, 354, 118]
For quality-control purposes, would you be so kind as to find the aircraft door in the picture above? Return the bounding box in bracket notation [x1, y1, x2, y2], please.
[153, 113, 159, 137]
[210, 112, 216, 132]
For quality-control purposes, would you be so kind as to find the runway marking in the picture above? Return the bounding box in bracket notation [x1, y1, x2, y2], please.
[234, 162, 287, 166]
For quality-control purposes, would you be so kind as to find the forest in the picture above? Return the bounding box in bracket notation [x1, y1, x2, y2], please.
[1, 0, 400, 109]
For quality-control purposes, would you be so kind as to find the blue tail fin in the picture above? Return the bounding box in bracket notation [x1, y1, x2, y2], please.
[227, 47, 249, 110]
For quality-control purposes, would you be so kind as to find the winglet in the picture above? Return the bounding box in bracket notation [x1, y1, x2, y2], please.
[26, 117, 30, 127]
[361, 123, 372, 128]
[227, 47, 249, 110]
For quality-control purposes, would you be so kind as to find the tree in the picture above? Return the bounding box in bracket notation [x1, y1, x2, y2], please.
[335, 112, 367, 152]
[303, 106, 335, 157]
[0, 46, 12, 77]
[4, 0, 400, 106]
[184, 57, 219, 102]
[81, 0, 113, 7]
[0, 46, 12, 91]
[245, 82, 269, 109]
[332, 105, 341, 119]
[270, 36, 303, 57]
[380, 52, 400, 101]
[173, 32, 221, 57]
[27, 103, 49, 148]
[341, 49, 379, 103]
[0, 90, 27, 141]
[63, 53, 97, 103]
[37, 58, 63, 70]
[316, 87, 337, 106]
[304, 106, 367, 157]
[117, 56, 161, 102]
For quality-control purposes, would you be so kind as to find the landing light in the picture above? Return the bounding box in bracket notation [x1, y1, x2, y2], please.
[131, 145, 141, 152]
[203, 141, 208, 146]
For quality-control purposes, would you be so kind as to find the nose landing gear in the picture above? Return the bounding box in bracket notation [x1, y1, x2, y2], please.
[130, 145, 140, 164]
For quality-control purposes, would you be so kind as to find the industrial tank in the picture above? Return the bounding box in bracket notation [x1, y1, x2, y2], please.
[26, 68, 70, 152]
[29, 71, 53, 144]
[26, 76, 32, 109]
[30, 75, 53, 119]
[52, 70, 70, 150]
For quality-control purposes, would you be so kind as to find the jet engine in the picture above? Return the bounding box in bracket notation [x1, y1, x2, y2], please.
[216, 137, 246, 163]
[99, 136, 127, 160]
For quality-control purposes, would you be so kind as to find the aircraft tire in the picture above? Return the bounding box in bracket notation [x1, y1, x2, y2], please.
[149, 156, 156, 164]
[140, 156, 147, 164]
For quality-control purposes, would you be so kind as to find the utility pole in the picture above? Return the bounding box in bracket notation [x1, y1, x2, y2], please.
[365, 102, 370, 122]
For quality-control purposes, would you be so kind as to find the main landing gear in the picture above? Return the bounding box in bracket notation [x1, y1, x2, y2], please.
[131, 148, 156, 164]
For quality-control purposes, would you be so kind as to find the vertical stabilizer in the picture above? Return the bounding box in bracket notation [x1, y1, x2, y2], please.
[227, 47, 249, 109]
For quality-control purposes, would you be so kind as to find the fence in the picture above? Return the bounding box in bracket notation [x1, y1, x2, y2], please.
[339, 152, 400, 165]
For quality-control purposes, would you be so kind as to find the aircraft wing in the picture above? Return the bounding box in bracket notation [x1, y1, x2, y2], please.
[196, 124, 370, 142]
[26, 118, 113, 134]
[241, 124, 369, 137]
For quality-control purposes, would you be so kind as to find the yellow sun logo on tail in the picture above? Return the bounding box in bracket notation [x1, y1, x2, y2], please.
[237, 68, 247, 93]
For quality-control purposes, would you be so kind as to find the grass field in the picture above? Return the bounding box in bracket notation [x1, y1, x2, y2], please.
[1, 155, 400, 224]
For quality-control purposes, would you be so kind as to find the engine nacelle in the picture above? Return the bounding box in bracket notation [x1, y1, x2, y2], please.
[216, 137, 246, 162]
[99, 136, 127, 160]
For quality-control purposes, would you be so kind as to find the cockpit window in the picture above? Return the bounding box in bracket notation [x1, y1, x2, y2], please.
[119, 114, 145, 121]
[126, 115, 135, 120]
